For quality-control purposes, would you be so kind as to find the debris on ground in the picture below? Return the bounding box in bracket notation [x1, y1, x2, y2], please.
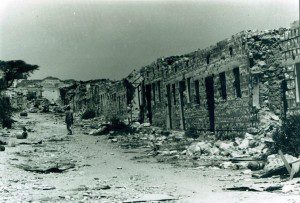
[123, 194, 176, 203]
[16, 127, 28, 139]
[32, 185, 56, 190]
[89, 125, 110, 136]
[0, 138, 7, 145]
[0, 145, 5, 151]
[19, 112, 28, 117]
[15, 159, 76, 173]
[225, 184, 283, 192]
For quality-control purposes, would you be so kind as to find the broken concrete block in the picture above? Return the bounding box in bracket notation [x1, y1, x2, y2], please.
[89, 125, 110, 136]
[257, 60, 267, 67]
[33, 185, 56, 190]
[247, 161, 265, 171]
[20, 112, 28, 117]
[141, 123, 151, 127]
[186, 143, 201, 156]
[220, 161, 237, 169]
[238, 139, 250, 149]
[264, 154, 298, 172]
[210, 147, 220, 155]
[186, 141, 211, 156]
[16, 131, 28, 139]
[0, 138, 7, 145]
[218, 142, 234, 151]
[93, 185, 111, 190]
[111, 138, 118, 142]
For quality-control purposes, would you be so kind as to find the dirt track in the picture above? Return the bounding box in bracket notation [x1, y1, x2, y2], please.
[0, 113, 299, 203]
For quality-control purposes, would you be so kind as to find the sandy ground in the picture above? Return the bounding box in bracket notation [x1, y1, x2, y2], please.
[0, 113, 299, 203]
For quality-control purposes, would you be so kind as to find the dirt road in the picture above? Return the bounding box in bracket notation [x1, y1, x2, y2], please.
[0, 113, 298, 202]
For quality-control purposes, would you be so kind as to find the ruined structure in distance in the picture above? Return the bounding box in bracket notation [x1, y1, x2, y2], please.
[14, 22, 300, 137]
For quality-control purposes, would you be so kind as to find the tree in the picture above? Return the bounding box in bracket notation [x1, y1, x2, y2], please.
[0, 60, 39, 128]
[0, 60, 39, 88]
[0, 96, 13, 128]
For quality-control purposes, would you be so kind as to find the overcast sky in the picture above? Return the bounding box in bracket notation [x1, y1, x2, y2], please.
[0, 0, 298, 80]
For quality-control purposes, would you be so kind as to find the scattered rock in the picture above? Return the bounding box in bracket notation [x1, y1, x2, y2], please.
[89, 126, 109, 136]
[238, 139, 250, 149]
[20, 112, 28, 117]
[75, 185, 89, 191]
[16, 160, 76, 173]
[186, 141, 212, 156]
[16, 131, 28, 139]
[0, 138, 7, 145]
[33, 185, 56, 190]
[0, 145, 5, 151]
[141, 123, 151, 127]
[111, 138, 118, 142]
[248, 161, 265, 171]
[264, 154, 298, 172]
[218, 142, 234, 151]
[225, 184, 283, 192]
[123, 194, 176, 203]
[93, 185, 111, 190]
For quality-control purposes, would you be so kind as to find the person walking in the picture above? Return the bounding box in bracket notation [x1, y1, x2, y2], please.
[65, 106, 74, 135]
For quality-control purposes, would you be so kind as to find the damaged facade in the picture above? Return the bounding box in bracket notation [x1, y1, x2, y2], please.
[140, 29, 286, 136]
[61, 25, 300, 136]
[282, 22, 300, 116]
[6, 77, 74, 110]
[61, 76, 140, 122]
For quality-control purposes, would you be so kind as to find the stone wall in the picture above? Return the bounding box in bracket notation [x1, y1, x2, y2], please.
[282, 22, 300, 116]
[65, 79, 132, 122]
[141, 29, 285, 137]
[59, 27, 293, 137]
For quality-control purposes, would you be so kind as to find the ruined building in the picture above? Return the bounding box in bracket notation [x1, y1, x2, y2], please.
[140, 29, 287, 136]
[282, 22, 300, 116]
[61, 23, 300, 136]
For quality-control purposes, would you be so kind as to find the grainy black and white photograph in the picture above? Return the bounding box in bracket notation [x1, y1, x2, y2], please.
[0, 0, 300, 202]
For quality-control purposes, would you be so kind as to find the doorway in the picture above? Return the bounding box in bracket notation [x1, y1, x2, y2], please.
[145, 84, 152, 124]
[205, 76, 215, 132]
[179, 80, 186, 130]
[166, 84, 172, 129]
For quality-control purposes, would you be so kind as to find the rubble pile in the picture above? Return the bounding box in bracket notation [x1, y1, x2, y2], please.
[81, 114, 299, 181]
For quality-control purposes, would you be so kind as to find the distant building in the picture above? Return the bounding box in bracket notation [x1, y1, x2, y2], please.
[41, 77, 62, 103]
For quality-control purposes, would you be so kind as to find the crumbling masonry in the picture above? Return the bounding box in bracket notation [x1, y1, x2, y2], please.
[61, 23, 300, 137]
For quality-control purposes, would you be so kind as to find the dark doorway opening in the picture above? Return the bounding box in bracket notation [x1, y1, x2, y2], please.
[166, 84, 172, 129]
[145, 84, 152, 124]
[205, 76, 215, 132]
[233, 67, 242, 98]
[139, 82, 146, 123]
[295, 63, 300, 102]
[194, 80, 200, 104]
[281, 80, 288, 118]
[179, 80, 186, 130]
